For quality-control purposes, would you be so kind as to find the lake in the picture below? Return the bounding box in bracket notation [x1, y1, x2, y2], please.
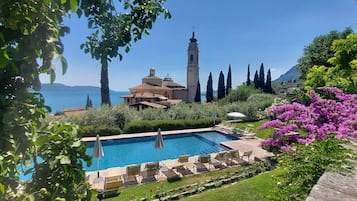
[39, 91, 207, 113]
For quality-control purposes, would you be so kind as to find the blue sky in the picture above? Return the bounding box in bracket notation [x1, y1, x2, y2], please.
[40, 0, 357, 91]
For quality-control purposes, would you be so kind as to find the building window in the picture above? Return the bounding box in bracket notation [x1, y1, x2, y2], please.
[190, 54, 194, 63]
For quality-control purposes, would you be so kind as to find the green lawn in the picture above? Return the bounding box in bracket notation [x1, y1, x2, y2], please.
[235, 120, 274, 139]
[181, 168, 283, 201]
[101, 166, 250, 201]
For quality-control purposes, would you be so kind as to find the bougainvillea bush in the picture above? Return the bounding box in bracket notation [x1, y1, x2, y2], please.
[258, 87, 357, 200]
[259, 87, 357, 151]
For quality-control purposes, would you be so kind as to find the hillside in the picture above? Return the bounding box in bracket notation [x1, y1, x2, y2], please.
[272, 65, 300, 83]
[39, 83, 118, 92]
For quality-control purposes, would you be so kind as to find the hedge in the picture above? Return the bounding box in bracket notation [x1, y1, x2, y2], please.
[78, 125, 122, 137]
[124, 118, 222, 133]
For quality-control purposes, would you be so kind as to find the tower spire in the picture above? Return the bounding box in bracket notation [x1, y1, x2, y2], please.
[190, 32, 197, 43]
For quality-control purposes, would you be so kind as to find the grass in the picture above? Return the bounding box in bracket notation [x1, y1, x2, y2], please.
[235, 120, 274, 139]
[101, 166, 250, 201]
[180, 168, 284, 201]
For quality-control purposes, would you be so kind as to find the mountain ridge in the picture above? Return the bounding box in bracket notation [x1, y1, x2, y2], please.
[39, 83, 121, 92]
[272, 65, 300, 83]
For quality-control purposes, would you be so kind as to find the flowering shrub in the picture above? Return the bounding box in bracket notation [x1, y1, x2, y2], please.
[259, 87, 357, 150]
[259, 87, 357, 200]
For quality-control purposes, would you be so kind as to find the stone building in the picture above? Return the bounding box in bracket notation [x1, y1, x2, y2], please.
[121, 32, 200, 109]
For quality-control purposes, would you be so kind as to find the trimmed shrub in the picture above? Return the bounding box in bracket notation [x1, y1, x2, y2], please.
[124, 118, 222, 133]
[78, 125, 122, 137]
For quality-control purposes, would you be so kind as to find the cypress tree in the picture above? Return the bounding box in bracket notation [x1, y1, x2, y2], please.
[254, 70, 259, 89]
[265, 69, 273, 93]
[217, 71, 225, 99]
[206, 72, 213, 102]
[259, 63, 265, 89]
[226, 64, 232, 95]
[194, 80, 201, 103]
[246, 64, 251, 86]
[85, 95, 93, 109]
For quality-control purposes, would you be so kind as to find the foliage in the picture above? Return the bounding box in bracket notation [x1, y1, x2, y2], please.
[235, 120, 274, 139]
[246, 64, 251, 86]
[124, 118, 221, 133]
[140, 103, 223, 120]
[303, 33, 357, 93]
[264, 69, 273, 93]
[27, 121, 91, 201]
[217, 71, 225, 100]
[226, 64, 232, 95]
[219, 85, 262, 105]
[206, 72, 214, 102]
[258, 87, 357, 200]
[0, 0, 93, 200]
[259, 63, 265, 90]
[257, 98, 289, 120]
[259, 87, 357, 149]
[194, 80, 201, 103]
[181, 169, 283, 201]
[297, 28, 353, 80]
[78, 125, 122, 137]
[221, 94, 275, 122]
[64, 104, 140, 129]
[271, 136, 355, 201]
[80, 0, 171, 105]
[254, 70, 259, 88]
[103, 164, 276, 201]
[85, 95, 93, 109]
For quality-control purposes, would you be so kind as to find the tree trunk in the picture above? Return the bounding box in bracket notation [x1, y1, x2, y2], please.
[100, 58, 111, 106]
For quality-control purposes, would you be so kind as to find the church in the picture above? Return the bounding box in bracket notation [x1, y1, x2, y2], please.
[121, 32, 200, 110]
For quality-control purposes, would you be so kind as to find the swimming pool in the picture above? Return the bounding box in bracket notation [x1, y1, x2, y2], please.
[85, 131, 236, 171]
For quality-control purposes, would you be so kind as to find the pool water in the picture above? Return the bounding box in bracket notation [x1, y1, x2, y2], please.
[85, 131, 235, 171]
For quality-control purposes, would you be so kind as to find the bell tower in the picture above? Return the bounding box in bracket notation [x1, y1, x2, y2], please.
[186, 32, 200, 103]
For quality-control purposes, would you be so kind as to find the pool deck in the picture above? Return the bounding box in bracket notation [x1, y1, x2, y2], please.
[84, 127, 274, 191]
[82, 127, 216, 142]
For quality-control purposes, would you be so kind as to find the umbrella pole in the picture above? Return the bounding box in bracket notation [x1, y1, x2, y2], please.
[97, 159, 100, 178]
[158, 150, 160, 167]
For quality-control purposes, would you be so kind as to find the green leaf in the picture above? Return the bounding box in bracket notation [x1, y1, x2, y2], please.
[50, 71, 56, 84]
[71, 140, 81, 148]
[88, 20, 94, 29]
[70, 0, 77, 12]
[0, 183, 4, 194]
[76, 8, 82, 18]
[34, 135, 49, 146]
[59, 155, 71, 164]
[125, 46, 130, 53]
[60, 55, 68, 75]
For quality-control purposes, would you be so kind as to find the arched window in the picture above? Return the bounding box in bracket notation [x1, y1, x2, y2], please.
[190, 54, 194, 63]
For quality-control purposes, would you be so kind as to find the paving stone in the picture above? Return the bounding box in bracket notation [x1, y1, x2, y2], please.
[308, 184, 357, 201]
[317, 171, 357, 197]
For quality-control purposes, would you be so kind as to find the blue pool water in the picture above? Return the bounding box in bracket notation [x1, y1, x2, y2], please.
[85, 131, 235, 171]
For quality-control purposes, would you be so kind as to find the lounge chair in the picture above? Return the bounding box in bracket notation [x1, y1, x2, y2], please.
[141, 162, 159, 183]
[241, 150, 254, 163]
[173, 164, 194, 176]
[97, 175, 123, 199]
[123, 164, 141, 186]
[162, 169, 180, 181]
[225, 150, 241, 166]
[194, 155, 210, 173]
[211, 152, 229, 169]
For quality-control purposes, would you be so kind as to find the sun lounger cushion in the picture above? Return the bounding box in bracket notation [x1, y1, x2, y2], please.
[174, 165, 193, 176]
[178, 155, 190, 163]
[162, 169, 180, 181]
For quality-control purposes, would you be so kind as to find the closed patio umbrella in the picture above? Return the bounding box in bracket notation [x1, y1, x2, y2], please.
[155, 128, 164, 166]
[93, 134, 104, 178]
